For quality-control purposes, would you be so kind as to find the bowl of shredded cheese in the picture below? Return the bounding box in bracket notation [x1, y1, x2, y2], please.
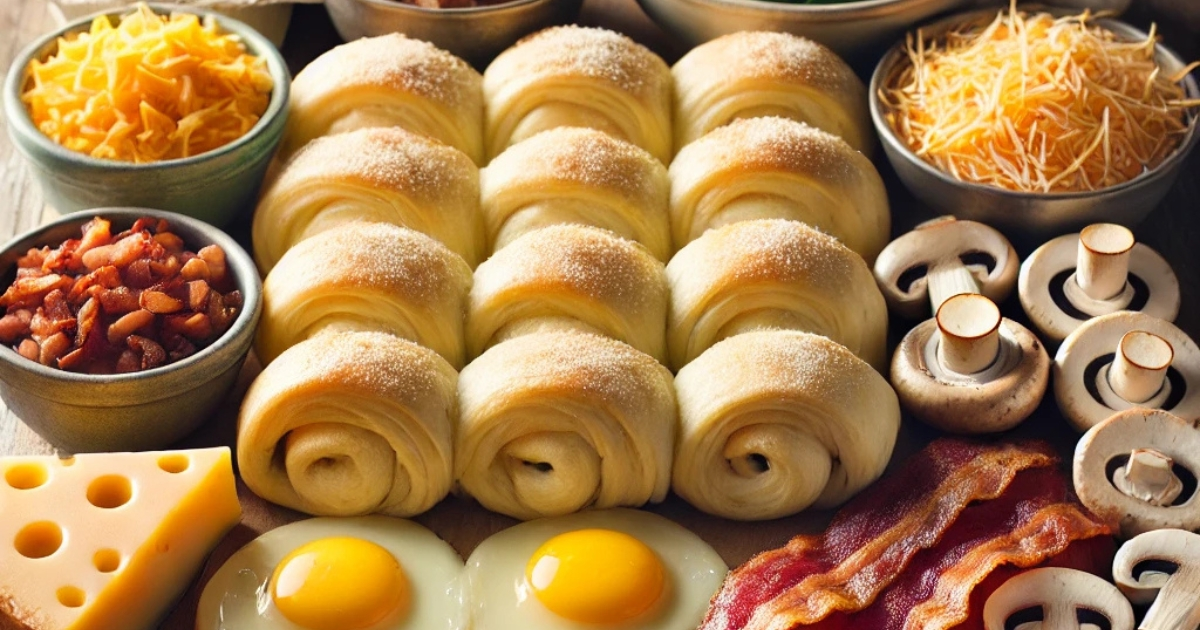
[870, 6, 1200, 239]
[3, 3, 290, 227]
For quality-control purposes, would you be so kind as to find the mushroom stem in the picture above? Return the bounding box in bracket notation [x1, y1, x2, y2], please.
[1113, 448, 1184, 507]
[1077, 223, 1134, 301]
[927, 262, 980, 315]
[1109, 330, 1174, 404]
[936, 294, 1002, 375]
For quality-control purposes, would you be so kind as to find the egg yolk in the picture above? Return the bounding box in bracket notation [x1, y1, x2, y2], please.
[525, 529, 666, 624]
[270, 536, 409, 630]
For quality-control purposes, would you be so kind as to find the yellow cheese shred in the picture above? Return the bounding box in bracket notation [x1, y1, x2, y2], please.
[881, 4, 1197, 193]
[22, 3, 273, 163]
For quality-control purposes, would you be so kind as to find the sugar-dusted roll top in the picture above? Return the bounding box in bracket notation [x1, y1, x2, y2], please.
[672, 31, 871, 155]
[252, 127, 483, 272]
[669, 116, 889, 261]
[238, 331, 458, 518]
[456, 331, 676, 520]
[481, 127, 671, 260]
[667, 218, 888, 371]
[468, 224, 667, 363]
[673, 330, 900, 520]
[484, 25, 673, 163]
[257, 222, 473, 368]
[280, 33, 484, 164]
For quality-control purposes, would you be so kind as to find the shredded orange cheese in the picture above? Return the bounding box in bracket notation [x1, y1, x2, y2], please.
[21, 3, 273, 163]
[882, 5, 1198, 193]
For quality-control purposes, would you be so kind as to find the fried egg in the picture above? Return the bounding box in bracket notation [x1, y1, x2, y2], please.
[195, 516, 464, 630]
[463, 508, 728, 629]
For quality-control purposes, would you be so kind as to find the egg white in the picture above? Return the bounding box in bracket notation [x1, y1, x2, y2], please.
[462, 508, 728, 630]
[195, 516, 465, 630]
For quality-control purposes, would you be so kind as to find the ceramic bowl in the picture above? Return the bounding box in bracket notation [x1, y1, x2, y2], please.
[869, 9, 1200, 242]
[634, 0, 968, 62]
[3, 4, 290, 228]
[324, 0, 583, 69]
[0, 208, 262, 454]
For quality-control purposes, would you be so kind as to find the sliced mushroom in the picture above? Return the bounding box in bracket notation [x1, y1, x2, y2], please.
[874, 216, 1019, 320]
[983, 567, 1134, 630]
[1113, 529, 1200, 629]
[1019, 223, 1180, 342]
[891, 293, 1049, 433]
[1053, 311, 1200, 432]
[1074, 408, 1200, 538]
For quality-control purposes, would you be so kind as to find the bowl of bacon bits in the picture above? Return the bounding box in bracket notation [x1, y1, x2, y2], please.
[2, 3, 289, 227]
[0, 208, 262, 453]
[870, 6, 1200, 239]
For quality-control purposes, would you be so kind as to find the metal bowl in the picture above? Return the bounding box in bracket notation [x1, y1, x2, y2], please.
[3, 4, 290, 228]
[0, 209, 262, 454]
[870, 9, 1200, 242]
[324, 0, 583, 69]
[634, 0, 970, 62]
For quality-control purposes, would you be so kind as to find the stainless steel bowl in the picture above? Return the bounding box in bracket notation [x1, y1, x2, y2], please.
[0, 209, 262, 453]
[634, 0, 969, 61]
[324, 0, 583, 68]
[870, 9, 1200, 242]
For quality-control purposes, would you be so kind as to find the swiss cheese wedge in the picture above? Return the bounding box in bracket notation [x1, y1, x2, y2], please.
[0, 447, 241, 630]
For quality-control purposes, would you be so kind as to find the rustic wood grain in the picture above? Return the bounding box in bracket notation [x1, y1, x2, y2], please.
[0, 1, 1197, 627]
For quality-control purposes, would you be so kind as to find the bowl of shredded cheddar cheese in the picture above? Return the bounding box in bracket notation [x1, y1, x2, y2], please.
[3, 3, 290, 227]
[870, 6, 1199, 239]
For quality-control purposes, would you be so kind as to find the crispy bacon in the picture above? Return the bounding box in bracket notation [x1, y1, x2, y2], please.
[700, 440, 1113, 630]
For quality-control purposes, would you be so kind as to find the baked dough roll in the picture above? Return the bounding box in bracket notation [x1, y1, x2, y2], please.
[673, 330, 900, 520]
[481, 127, 671, 260]
[252, 127, 483, 272]
[257, 222, 473, 369]
[467, 225, 667, 363]
[669, 116, 889, 261]
[667, 219, 887, 371]
[280, 34, 484, 164]
[456, 331, 676, 520]
[672, 31, 871, 155]
[483, 25, 673, 163]
[239, 331, 458, 517]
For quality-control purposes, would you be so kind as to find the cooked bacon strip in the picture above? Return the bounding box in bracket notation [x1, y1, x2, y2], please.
[700, 440, 1113, 630]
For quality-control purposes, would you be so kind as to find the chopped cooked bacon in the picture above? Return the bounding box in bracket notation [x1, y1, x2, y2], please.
[701, 440, 1113, 630]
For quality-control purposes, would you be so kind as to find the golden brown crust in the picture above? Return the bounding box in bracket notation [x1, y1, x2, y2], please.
[480, 127, 671, 260]
[282, 34, 483, 162]
[668, 117, 889, 260]
[251, 127, 482, 272]
[672, 31, 870, 153]
[467, 225, 667, 362]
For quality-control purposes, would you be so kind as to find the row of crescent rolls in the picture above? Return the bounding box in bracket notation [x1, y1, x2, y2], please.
[255, 27, 888, 264]
[239, 25, 899, 522]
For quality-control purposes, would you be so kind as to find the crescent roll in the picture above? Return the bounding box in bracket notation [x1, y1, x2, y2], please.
[239, 331, 458, 518]
[673, 330, 900, 520]
[667, 219, 888, 371]
[481, 127, 671, 260]
[456, 331, 676, 520]
[672, 31, 871, 155]
[252, 127, 483, 273]
[280, 33, 484, 164]
[257, 222, 473, 369]
[483, 25, 673, 163]
[669, 116, 890, 261]
[467, 225, 667, 363]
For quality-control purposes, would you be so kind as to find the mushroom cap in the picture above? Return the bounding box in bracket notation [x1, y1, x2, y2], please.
[1074, 408, 1200, 539]
[1053, 311, 1200, 432]
[1113, 528, 1200, 609]
[983, 568, 1134, 630]
[1019, 232, 1180, 342]
[873, 216, 1018, 320]
[891, 316, 1049, 434]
